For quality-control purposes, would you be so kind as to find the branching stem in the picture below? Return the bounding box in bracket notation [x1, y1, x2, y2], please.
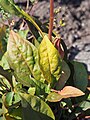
[48, 0, 54, 41]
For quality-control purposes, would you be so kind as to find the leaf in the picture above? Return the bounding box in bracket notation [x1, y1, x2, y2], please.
[5, 115, 15, 120]
[47, 86, 85, 102]
[59, 86, 85, 98]
[5, 92, 14, 107]
[28, 87, 35, 95]
[0, 109, 3, 116]
[79, 94, 90, 111]
[22, 99, 40, 120]
[7, 31, 50, 95]
[0, 0, 43, 37]
[71, 61, 88, 92]
[0, 66, 13, 88]
[18, 30, 29, 40]
[13, 93, 21, 104]
[0, 26, 7, 59]
[79, 101, 90, 111]
[0, 0, 17, 15]
[47, 92, 63, 102]
[0, 117, 3, 120]
[56, 60, 70, 90]
[21, 93, 55, 120]
[39, 35, 62, 84]
[8, 106, 22, 119]
[54, 38, 64, 59]
[0, 52, 10, 70]
[7, 30, 43, 85]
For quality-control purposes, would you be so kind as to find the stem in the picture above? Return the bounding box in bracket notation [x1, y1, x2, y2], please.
[48, 0, 54, 41]
[26, 0, 29, 10]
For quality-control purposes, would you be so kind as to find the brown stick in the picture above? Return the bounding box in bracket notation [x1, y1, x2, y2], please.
[48, 0, 54, 41]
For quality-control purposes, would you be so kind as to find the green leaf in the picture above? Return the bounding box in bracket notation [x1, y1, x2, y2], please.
[0, 26, 7, 59]
[39, 35, 62, 84]
[0, 0, 43, 37]
[8, 106, 22, 119]
[47, 92, 63, 102]
[21, 93, 55, 120]
[79, 94, 90, 111]
[22, 100, 40, 120]
[0, 116, 3, 120]
[71, 61, 88, 92]
[79, 100, 90, 111]
[0, 52, 10, 70]
[7, 30, 43, 85]
[18, 30, 29, 40]
[56, 60, 70, 90]
[28, 87, 35, 95]
[0, 0, 17, 15]
[13, 93, 21, 104]
[0, 109, 3, 116]
[0, 66, 12, 88]
[5, 92, 14, 107]
[47, 86, 85, 102]
[7, 31, 50, 95]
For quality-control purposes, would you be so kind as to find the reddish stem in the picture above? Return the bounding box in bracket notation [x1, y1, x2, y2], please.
[48, 0, 54, 41]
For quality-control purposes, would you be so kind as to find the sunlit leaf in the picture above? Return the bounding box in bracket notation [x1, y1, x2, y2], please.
[28, 87, 35, 95]
[47, 86, 85, 102]
[80, 101, 90, 111]
[39, 35, 62, 84]
[0, 108, 3, 116]
[21, 93, 55, 120]
[79, 94, 90, 111]
[7, 30, 43, 84]
[13, 93, 21, 104]
[47, 92, 63, 102]
[7, 31, 50, 95]
[18, 30, 29, 40]
[0, 52, 10, 70]
[59, 86, 85, 98]
[5, 92, 14, 107]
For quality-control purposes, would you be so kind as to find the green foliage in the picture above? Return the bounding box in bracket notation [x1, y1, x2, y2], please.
[56, 60, 70, 90]
[0, 0, 89, 120]
[21, 93, 55, 120]
[47, 86, 84, 102]
[39, 35, 62, 84]
[0, 26, 7, 59]
[7, 30, 43, 84]
[0, 0, 44, 37]
[71, 61, 88, 92]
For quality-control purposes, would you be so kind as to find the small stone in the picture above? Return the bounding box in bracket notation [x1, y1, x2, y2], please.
[68, 34, 74, 44]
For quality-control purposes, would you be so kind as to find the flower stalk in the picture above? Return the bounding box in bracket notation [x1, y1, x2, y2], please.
[48, 0, 54, 41]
